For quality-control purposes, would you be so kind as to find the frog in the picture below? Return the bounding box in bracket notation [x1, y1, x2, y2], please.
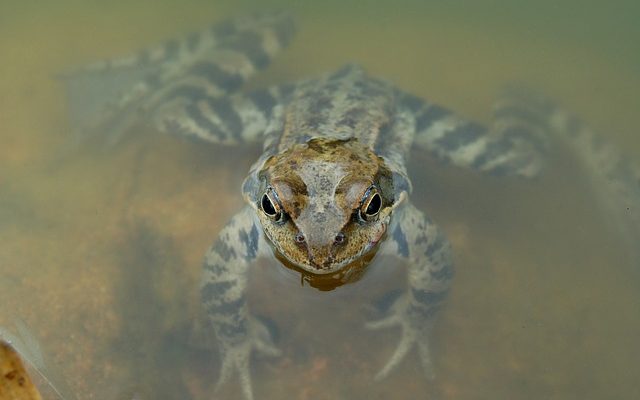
[63, 11, 640, 400]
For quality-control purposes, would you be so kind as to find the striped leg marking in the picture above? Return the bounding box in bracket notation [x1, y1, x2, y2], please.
[153, 84, 292, 145]
[201, 207, 279, 400]
[367, 202, 453, 380]
[402, 88, 551, 178]
[63, 12, 295, 144]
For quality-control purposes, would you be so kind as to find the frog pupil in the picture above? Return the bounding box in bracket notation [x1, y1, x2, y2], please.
[366, 193, 381, 216]
[261, 194, 277, 216]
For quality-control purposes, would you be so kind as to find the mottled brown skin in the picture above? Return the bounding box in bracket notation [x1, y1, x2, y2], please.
[256, 138, 395, 274]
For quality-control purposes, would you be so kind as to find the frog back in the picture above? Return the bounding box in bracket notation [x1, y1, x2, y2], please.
[275, 65, 408, 153]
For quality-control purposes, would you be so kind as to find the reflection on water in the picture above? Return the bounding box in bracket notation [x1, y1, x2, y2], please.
[1, 1, 639, 399]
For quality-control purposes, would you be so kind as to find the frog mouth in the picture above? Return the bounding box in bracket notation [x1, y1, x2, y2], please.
[272, 242, 382, 291]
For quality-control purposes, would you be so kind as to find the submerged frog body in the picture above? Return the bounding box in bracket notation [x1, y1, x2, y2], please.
[64, 12, 640, 400]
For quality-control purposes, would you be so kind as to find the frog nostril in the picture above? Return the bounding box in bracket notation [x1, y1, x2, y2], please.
[294, 232, 306, 244]
[334, 232, 346, 245]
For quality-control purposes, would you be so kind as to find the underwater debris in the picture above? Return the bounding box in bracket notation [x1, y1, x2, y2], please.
[0, 321, 77, 400]
[1, 339, 42, 399]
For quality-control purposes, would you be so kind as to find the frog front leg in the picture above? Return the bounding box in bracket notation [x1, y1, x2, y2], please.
[367, 202, 453, 380]
[200, 206, 279, 400]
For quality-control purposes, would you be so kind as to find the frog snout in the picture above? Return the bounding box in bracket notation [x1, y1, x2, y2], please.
[296, 231, 347, 270]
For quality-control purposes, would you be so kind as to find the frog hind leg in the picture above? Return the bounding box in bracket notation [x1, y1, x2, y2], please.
[405, 86, 640, 264]
[153, 83, 294, 146]
[367, 202, 453, 380]
[61, 12, 295, 146]
[201, 206, 280, 400]
[539, 90, 640, 264]
[401, 87, 551, 178]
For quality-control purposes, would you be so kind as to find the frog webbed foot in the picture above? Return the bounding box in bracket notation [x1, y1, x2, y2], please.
[366, 293, 435, 381]
[216, 316, 281, 400]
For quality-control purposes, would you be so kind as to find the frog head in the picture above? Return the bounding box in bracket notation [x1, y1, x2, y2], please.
[245, 138, 400, 280]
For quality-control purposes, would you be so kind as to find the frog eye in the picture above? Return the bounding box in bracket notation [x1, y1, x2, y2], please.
[261, 189, 284, 222]
[359, 187, 382, 221]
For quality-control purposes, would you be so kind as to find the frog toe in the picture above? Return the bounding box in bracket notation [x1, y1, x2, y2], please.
[215, 342, 256, 400]
[374, 325, 416, 380]
[417, 338, 435, 380]
[365, 313, 400, 331]
[253, 321, 281, 358]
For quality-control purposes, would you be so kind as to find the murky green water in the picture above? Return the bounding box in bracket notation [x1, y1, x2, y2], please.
[1, 1, 639, 399]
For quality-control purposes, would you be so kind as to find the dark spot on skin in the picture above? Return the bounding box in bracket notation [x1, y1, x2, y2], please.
[313, 213, 327, 223]
[305, 114, 323, 130]
[393, 225, 409, 257]
[373, 289, 403, 313]
[279, 82, 296, 98]
[205, 97, 244, 138]
[5, 370, 17, 380]
[203, 261, 227, 274]
[415, 232, 428, 245]
[207, 297, 246, 315]
[217, 319, 248, 338]
[291, 201, 302, 218]
[400, 93, 424, 112]
[322, 80, 341, 93]
[329, 64, 358, 80]
[373, 122, 394, 156]
[338, 115, 357, 129]
[431, 264, 454, 281]
[201, 280, 233, 302]
[212, 238, 237, 262]
[189, 61, 244, 92]
[221, 31, 271, 69]
[343, 107, 366, 121]
[255, 314, 280, 343]
[239, 224, 259, 259]
[183, 102, 226, 140]
[352, 79, 387, 98]
[337, 107, 366, 129]
[411, 288, 448, 306]
[392, 172, 410, 196]
[502, 125, 547, 154]
[425, 232, 445, 257]
[249, 89, 277, 118]
[162, 84, 207, 103]
[470, 137, 513, 170]
[415, 104, 449, 132]
[435, 123, 485, 151]
[309, 95, 333, 115]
